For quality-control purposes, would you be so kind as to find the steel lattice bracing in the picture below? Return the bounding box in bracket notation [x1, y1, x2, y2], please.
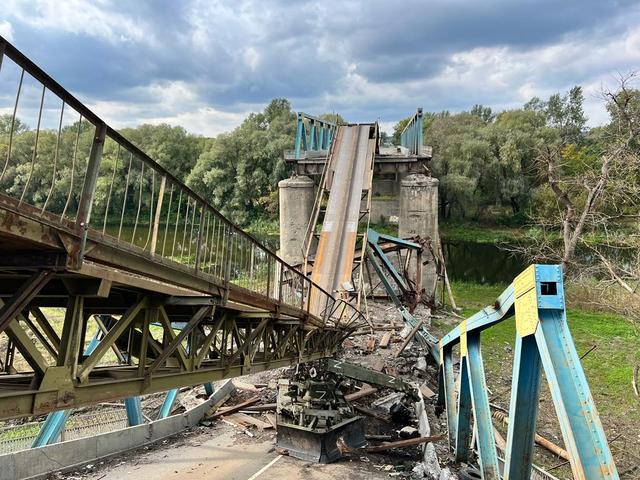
[0, 37, 365, 421]
[437, 265, 619, 479]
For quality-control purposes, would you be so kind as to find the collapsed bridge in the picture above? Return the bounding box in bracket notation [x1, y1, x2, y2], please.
[0, 36, 621, 480]
[0, 37, 365, 421]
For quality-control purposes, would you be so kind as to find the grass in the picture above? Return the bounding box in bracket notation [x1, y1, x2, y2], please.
[440, 221, 526, 244]
[434, 280, 640, 436]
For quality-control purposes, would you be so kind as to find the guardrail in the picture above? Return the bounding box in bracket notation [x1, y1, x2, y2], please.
[0, 36, 364, 330]
[400, 108, 424, 155]
[437, 265, 618, 479]
[293, 112, 337, 159]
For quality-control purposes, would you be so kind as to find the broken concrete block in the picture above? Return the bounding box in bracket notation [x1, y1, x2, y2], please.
[399, 426, 419, 438]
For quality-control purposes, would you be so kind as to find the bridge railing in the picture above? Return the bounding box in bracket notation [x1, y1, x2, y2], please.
[292, 112, 337, 159]
[0, 37, 364, 330]
[437, 265, 618, 479]
[400, 108, 424, 155]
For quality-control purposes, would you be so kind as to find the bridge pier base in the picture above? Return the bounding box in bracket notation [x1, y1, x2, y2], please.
[278, 175, 315, 265]
[399, 174, 439, 303]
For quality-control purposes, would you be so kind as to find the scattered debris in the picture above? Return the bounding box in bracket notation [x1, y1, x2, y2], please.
[394, 318, 425, 358]
[345, 386, 378, 402]
[419, 382, 436, 400]
[380, 331, 392, 348]
[210, 396, 261, 418]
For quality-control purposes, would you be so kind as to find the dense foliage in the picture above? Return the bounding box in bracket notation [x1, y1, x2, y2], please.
[0, 98, 296, 228]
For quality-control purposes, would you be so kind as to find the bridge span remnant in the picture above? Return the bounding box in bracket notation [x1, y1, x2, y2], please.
[0, 36, 365, 421]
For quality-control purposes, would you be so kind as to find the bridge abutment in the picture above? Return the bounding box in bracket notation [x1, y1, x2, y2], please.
[278, 175, 315, 265]
[399, 174, 439, 303]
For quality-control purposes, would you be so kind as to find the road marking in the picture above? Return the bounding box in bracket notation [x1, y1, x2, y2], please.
[246, 455, 283, 480]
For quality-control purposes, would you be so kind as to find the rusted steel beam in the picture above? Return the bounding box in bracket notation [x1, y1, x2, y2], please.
[0, 270, 52, 335]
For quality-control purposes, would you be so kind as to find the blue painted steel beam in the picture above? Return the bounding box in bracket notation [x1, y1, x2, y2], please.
[438, 265, 619, 479]
[124, 396, 144, 426]
[504, 334, 541, 479]
[454, 357, 472, 463]
[157, 389, 179, 420]
[400, 108, 424, 155]
[364, 246, 439, 361]
[535, 310, 617, 478]
[31, 409, 71, 447]
[32, 330, 103, 448]
[293, 112, 337, 159]
[204, 382, 215, 397]
[439, 348, 458, 448]
[466, 331, 500, 478]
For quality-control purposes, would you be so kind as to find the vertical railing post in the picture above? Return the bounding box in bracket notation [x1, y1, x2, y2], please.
[150, 175, 166, 256]
[74, 122, 106, 268]
[294, 112, 305, 159]
[194, 205, 205, 272]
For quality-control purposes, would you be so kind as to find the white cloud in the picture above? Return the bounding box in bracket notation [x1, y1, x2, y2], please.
[87, 79, 252, 136]
[0, 21, 14, 41]
[3, 0, 151, 45]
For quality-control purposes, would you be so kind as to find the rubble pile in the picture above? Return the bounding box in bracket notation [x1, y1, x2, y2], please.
[199, 301, 454, 479]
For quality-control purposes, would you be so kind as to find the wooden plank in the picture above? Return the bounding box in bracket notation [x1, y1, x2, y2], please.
[345, 386, 378, 402]
[419, 382, 436, 400]
[364, 435, 445, 453]
[233, 380, 264, 393]
[265, 413, 277, 430]
[393, 318, 425, 358]
[380, 332, 392, 348]
[210, 396, 261, 418]
[230, 412, 272, 430]
[243, 403, 276, 412]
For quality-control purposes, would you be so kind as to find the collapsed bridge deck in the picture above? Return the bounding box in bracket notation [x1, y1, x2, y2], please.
[0, 37, 365, 421]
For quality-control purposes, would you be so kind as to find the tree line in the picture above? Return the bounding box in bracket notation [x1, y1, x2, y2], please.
[0, 98, 296, 227]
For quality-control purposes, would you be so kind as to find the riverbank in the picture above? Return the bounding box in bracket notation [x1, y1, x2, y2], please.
[434, 280, 640, 475]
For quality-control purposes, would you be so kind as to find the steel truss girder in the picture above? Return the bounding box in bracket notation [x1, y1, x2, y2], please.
[437, 265, 618, 480]
[0, 288, 346, 421]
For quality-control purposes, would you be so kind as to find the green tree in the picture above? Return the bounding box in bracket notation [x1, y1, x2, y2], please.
[119, 123, 204, 181]
[187, 98, 296, 225]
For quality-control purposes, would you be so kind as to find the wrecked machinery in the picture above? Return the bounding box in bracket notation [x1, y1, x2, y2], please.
[275, 359, 418, 463]
[275, 363, 366, 463]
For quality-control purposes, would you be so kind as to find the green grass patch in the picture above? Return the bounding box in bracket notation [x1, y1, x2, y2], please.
[440, 221, 525, 244]
[368, 222, 399, 237]
[445, 280, 640, 425]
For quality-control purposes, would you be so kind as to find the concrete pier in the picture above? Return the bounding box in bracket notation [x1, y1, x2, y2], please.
[399, 174, 439, 302]
[278, 175, 315, 265]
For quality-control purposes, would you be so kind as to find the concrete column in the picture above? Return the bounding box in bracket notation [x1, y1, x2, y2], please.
[278, 175, 315, 265]
[399, 174, 439, 302]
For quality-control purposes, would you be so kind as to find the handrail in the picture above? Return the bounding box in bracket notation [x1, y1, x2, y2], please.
[294, 112, 338, 159]
[0, 36, 365, 330]
[400, 108, 423, 155]
[437, 265, 618, 479]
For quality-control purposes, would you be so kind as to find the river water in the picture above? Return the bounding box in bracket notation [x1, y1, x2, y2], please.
[442, 241, 528, 285]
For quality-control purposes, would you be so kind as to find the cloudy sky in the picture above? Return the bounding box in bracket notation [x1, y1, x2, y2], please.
[1, 0, 639, 136]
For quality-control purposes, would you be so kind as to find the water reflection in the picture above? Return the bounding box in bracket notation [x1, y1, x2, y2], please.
[442, 241, 528, 285]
